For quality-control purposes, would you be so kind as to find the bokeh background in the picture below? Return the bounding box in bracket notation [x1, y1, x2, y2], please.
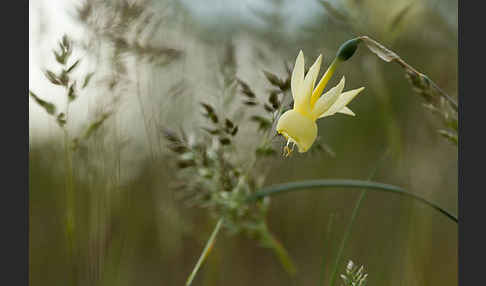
[29, 0, 457, 285]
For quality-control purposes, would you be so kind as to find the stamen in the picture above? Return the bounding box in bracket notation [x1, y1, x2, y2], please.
[283, 145, 290, 157]
[283, 139, 294, 157]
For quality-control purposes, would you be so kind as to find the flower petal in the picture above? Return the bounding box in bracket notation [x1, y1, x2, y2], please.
[337, 106, 355, 116]
[304, 54, 322, 91]
[291, 50, 305, 102]
[295, 54, 322, 112]
[311, 76, 345, 119]
[276, 110, 318, 153]
[319, 87, 364, 118]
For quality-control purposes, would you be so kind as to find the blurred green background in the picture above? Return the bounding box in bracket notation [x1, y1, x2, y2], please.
[29, 0, 457, 285]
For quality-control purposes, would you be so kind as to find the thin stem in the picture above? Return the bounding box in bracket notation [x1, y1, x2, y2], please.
[246, 180, 457, 223]
[318, 214, 335, 286]
[328, 151, 388, 286]
[328, 190, 366, 286]
[186, 218, 224, 286]
[261, 228, 297, 275]
[63, 128, 77, 285]
[356, 35, 458, 111]
[135, 64, 155, 161]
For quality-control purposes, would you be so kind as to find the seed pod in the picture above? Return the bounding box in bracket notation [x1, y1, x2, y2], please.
[202, 127, 221, 135]
[44, 70, 62, 85]
[263, 70, 286, 90]
[201, 102, 219, 123]
[57, 113, 67, 127]
[68, 83, 76, 101]
[29, 91, 57, 115]
[219, 137, 231, 145]
[268, 91, 280, 109]
[250, 115, 272, 132]
[67, 60, 80, 73]
[225, 118, 234, 129]
[264, 104, 274, 112]
[243, 100, 258, 106]
[230, 126, 238, 136]
[237, 78, 256, 98]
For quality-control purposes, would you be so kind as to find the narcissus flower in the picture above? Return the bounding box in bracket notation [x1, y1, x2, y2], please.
[276, 50, 364, 155]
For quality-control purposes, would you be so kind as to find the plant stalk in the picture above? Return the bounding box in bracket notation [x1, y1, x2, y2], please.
[186, 218, 224, 286]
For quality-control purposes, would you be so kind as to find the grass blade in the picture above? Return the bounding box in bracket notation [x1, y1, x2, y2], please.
[328, 190, 366, 286]
[185, 218, 224, 286]
[247, 180, 457, 223]
[318, 214, 335, 286]
[261, 229, 297, 275]
[328, 151, 388, 286]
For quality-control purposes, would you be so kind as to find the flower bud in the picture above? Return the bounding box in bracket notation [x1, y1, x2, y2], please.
[336, 38, 361, 62]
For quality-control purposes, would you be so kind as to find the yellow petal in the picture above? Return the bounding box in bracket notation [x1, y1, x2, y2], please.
[291, 50, 304, 102]
[305, 54, 322, 91]
[295, 54, 322, 113]
[311, 76, 345, 119]
[320, 87, 364, 118]
[276, 110, 317, 153]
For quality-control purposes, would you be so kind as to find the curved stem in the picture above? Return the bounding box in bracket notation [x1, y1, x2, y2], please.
[246, 180, 457, 223]
[261, 228, 297, 275]
[356, 35, 458, 111]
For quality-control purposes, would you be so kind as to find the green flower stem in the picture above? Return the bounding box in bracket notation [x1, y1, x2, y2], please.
[186, 218, 224, 286]
[246, 180, 457, 223]
[310, 58, 339, 107]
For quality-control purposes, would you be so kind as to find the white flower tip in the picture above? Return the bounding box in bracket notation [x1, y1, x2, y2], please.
[352, 87, 365, 96]
[295, 50, 305, 70]
[338, 106, 356, 117]
[297, 50, 304, 58]
[337, 76, 346, 89]
[314, 54, 323, 69]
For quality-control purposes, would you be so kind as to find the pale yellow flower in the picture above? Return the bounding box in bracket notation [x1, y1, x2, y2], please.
[276, 50, 364, 155]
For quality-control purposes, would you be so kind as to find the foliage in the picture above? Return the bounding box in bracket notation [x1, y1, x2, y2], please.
[340, 260, 368, 286]
[29, 1, 458, 285]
